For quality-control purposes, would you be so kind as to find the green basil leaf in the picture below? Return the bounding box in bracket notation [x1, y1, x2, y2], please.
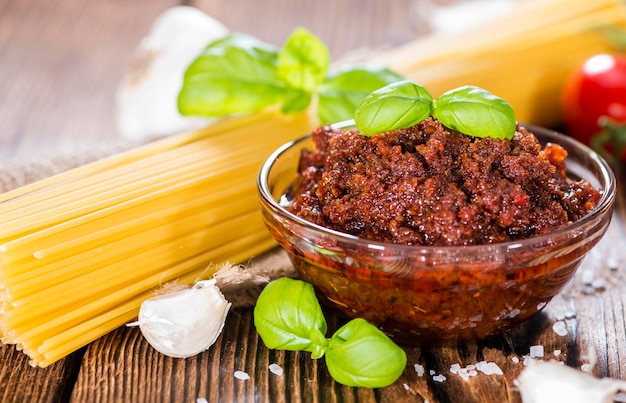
[277, 27, 329, 93]
[354, 80, 433, 136]
[432, 85, 516, 140]
[281, 87, 312, 114]
[178, 33, 287, 117]
[317, 66, 405, 124]
[325, 318, 407, 388]
[253, 278, 328, 358]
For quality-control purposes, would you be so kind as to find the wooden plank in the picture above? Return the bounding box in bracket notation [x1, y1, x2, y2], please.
[0, 344, 83, 402]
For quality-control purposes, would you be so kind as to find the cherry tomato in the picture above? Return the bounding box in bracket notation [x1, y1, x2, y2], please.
[562, 53, 626, 165]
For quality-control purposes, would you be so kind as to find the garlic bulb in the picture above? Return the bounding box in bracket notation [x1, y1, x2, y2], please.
[128, 279, 231, 358]
[116, 6, 228, 141]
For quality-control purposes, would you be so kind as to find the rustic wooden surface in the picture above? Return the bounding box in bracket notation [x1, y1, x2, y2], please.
[1, 0, 625, 402]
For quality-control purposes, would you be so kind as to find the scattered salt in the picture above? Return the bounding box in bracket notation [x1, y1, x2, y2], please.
[234, 370, 250, 380]
[197, 398, 208, 403]
[591, 278, 606, 290]
[552, 320, 568, 336]
[512, 356, 520, 363]
[537, 302, 547, 311]
[429, 369, 436, 376]
[581, 269, 594, 285]
[607, 257, 619, 271]
[458, 369, 471, 380]
[581, 363, 592, 372]
[523, 355, 532, 366]
[403, 383, 409, 391]
[553, 350, 561, 357]
[530, 345, 544, 358]
[432, 374, 446, 382]
[476, 361, 503, 376]
[450, 361, 502, 380]
[450, 364, 471, 381]
[414, 364, 425, 377]
[269, 363, 283, 376]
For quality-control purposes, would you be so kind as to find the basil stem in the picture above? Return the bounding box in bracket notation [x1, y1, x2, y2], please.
[432, 85, 516, 140]
[354, 80, 433, 136]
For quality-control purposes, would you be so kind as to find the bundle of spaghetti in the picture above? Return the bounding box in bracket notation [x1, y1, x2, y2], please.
[381, 0, 626, 128]
[0, 110, 311, 367]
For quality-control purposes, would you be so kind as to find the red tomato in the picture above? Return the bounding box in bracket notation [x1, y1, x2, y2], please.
[562, 53, 626, 165]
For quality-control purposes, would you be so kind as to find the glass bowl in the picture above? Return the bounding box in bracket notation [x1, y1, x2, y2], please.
[257, 124, 616, 344]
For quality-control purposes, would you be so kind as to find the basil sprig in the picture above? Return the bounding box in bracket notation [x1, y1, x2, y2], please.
[355, 81, 516, 140]
[253, 277, 407, 389]
[178, 28, 404, 123]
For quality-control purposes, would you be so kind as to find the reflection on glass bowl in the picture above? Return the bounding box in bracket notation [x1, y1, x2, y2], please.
[257, 124, 616, 344]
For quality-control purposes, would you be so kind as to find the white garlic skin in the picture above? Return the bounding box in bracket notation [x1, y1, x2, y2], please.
[135, 279, 231, 358]
[516, 359, 626, 403]
[116, 6, 228, 140]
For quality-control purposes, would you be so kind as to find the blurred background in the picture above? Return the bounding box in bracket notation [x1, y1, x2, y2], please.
[0, 0, 526, 160]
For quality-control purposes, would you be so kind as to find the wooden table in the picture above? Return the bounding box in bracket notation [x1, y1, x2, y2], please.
[1, 0, 625, 401]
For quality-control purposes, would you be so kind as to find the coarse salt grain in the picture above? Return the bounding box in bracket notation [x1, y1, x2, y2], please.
[234, 370, 250, 380]
[432, 374, 446, 382]
[581, 363, 592, 372]
[607, 257, 619, 271]
[403, 383, 409, 391]
[581, 269, 594, 285]
[450, 364, 471, 381]
[476, 361, 503, 376]
[553, 350, 561, 357]
[269, 363, 283, 376]
[512, 356, 520, 363]
[530, 345, 544, 358]
[429, 369, 436, 376]
[591, 278, 606, 290]
[414, 364, 425, 376]
[197, 398, 208, 403]
[552, 320, 568, 336]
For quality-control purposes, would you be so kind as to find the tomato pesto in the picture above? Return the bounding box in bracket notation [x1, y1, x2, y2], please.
[286, 118, 601, 246]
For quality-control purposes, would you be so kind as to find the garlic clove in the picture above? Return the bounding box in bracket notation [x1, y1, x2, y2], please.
[116, 6, 229, 141]
[129, 279, 231, 358]
[515, 359, 626, 403]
